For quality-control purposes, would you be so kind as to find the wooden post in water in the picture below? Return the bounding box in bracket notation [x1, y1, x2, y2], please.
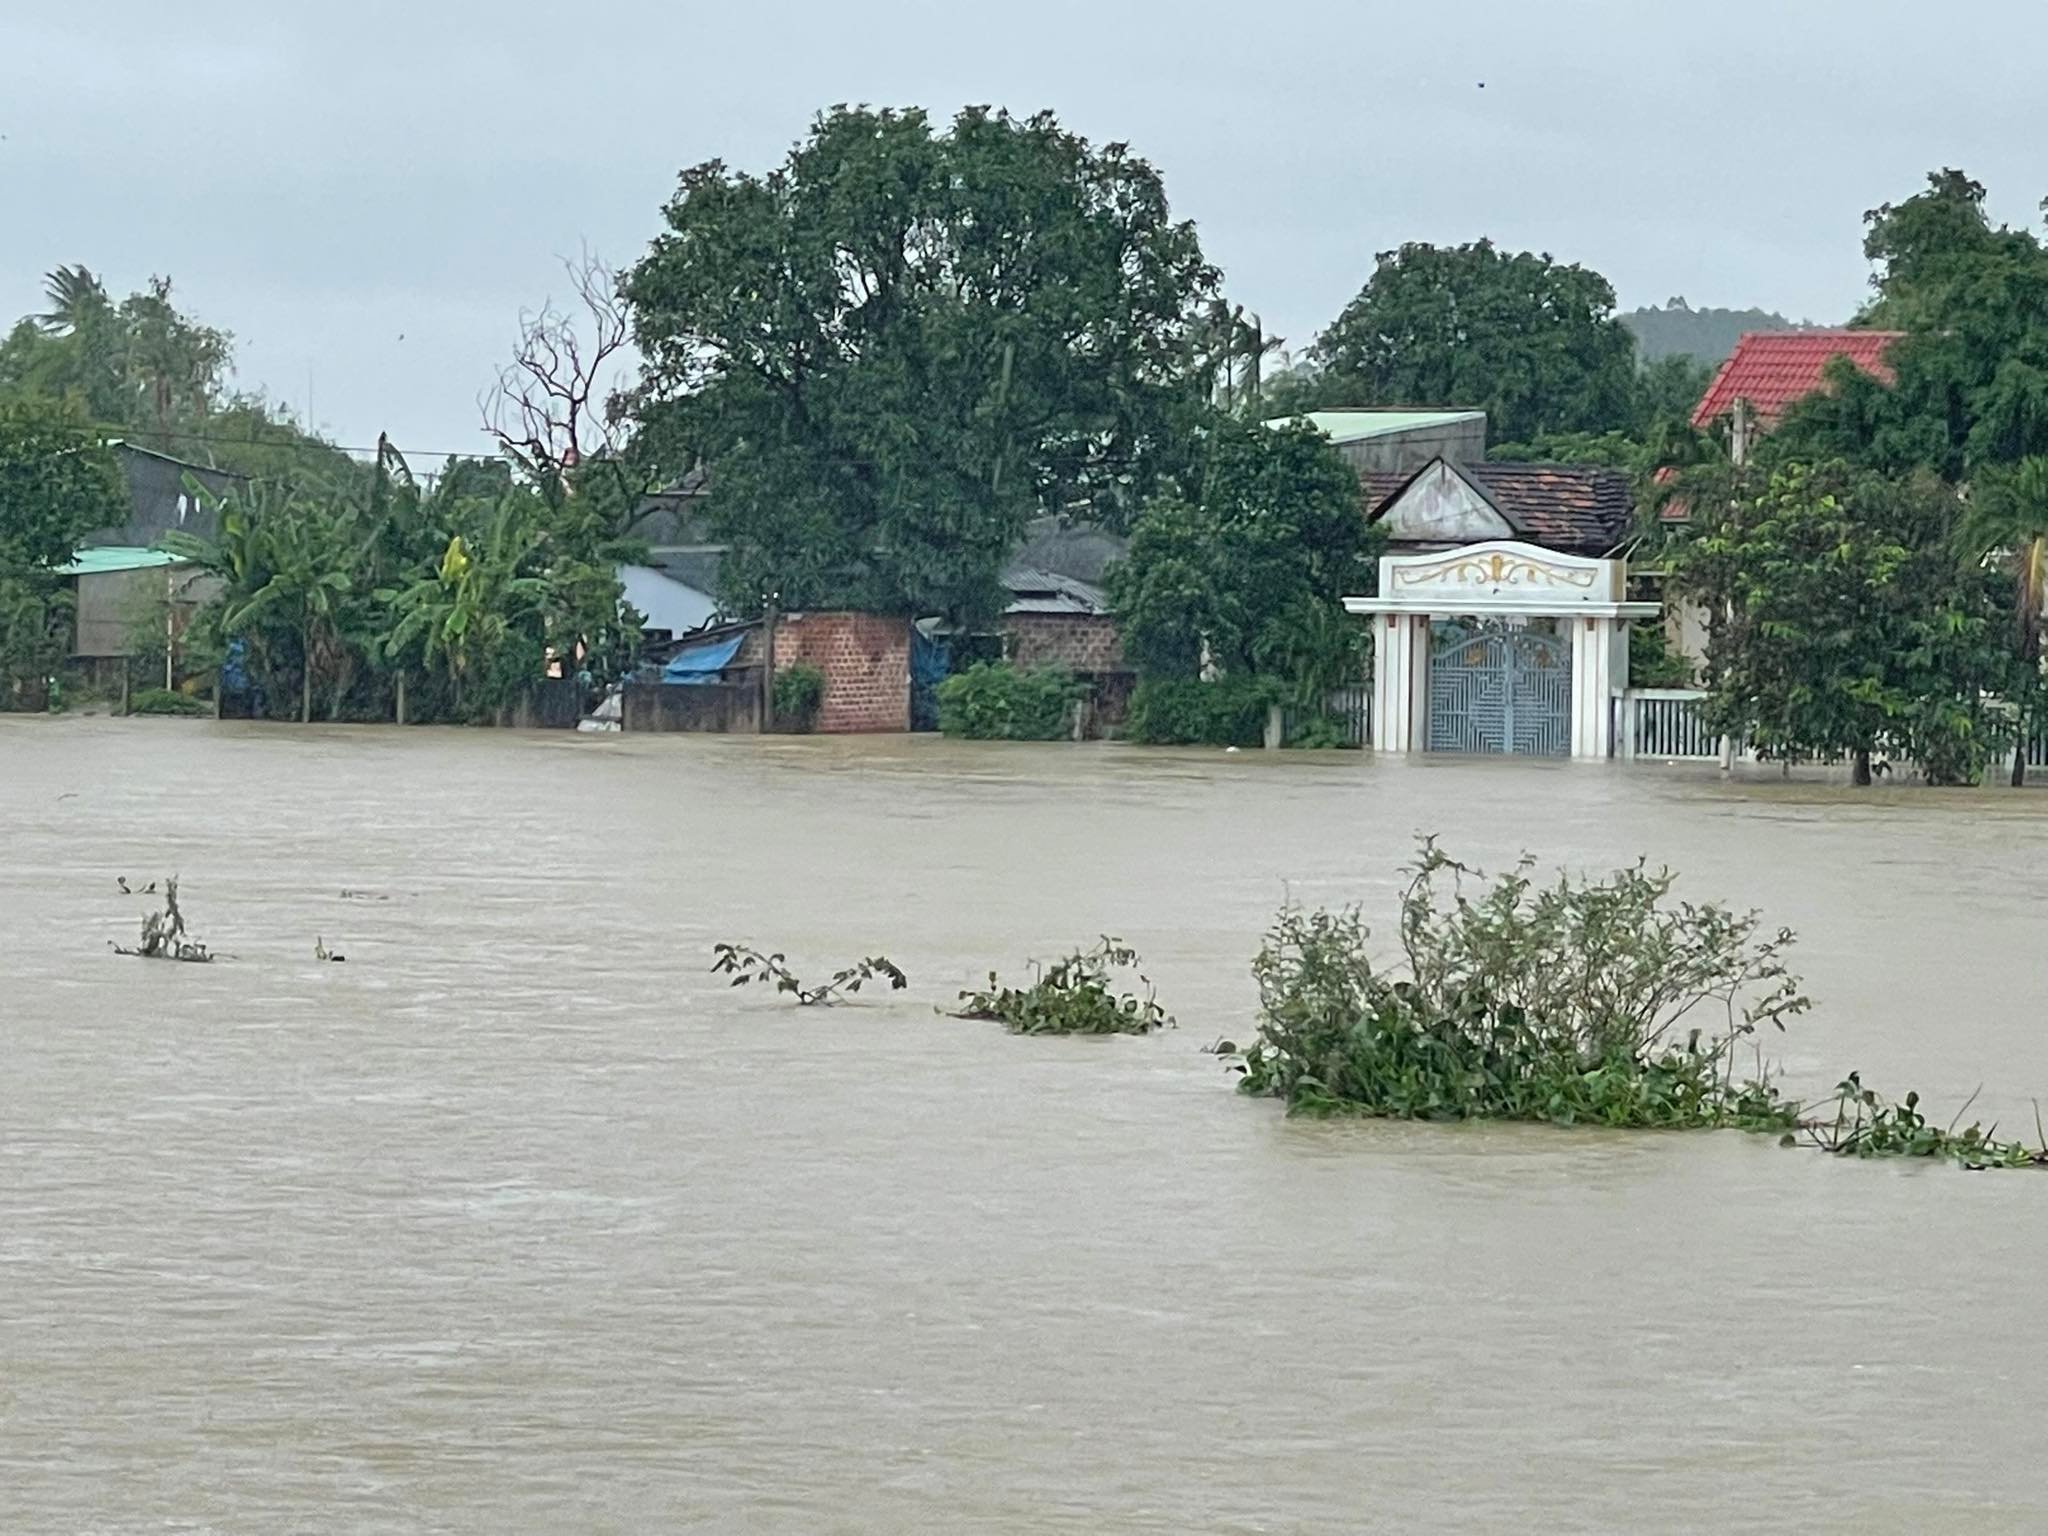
[395, 670, 408, 726]
[119, 663, 130, 717]
[759, 597, 779, 733]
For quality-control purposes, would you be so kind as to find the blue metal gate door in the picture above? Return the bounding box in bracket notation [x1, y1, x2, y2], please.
[1427, 622, 1569, 756]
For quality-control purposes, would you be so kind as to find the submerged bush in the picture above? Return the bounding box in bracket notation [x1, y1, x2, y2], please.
[772, 663, 825, 731]
[1126, 675, 1276, 746]
[957, 938, 1172, 1035]
[935, 662, 1082, 740]
[127, 686, 209, 716]
[1237, 842, 1805, 1128]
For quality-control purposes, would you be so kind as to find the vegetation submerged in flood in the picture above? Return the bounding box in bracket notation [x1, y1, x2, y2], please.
[711, 944, 908, 1006]
[1234, 843, 1804, 1130]
[1229, 841, 2048, 1167]
[955, 939, 1173, 1035]
[110, 875, 214, 962]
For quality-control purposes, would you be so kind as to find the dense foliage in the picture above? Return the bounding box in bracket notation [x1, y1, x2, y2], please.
[1110, 417, 1375, 711]
[623, 105, 1218, 623]
[162, 445, 638, 723]
[1125, 675, 1277, 746]
[1236, 843, 1806, 1128]
[0, 395, 126, 706]
[935, 661, 1081, 740]
[956, 938, 1172, 1035]
[1664, 462, 2020, 784]
[0, 266, 359, 488]
[1314, 241, 1637, 445]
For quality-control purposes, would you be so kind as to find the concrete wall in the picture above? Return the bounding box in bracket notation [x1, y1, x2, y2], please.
[73, 567, 220, 659]
[623, 681, 762, 733]
[1336, 419, 1488, 476]
[771, 611, 910, 733]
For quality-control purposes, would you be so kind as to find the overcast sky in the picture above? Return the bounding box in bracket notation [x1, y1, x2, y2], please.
[6, 0, 2046, 459]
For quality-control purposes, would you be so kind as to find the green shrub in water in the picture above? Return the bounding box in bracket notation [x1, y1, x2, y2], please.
[128, 686, 209, 716]
[1126, 675, 1276, 747]
[1237, 841, 1806, 1129]
[956, 938, 1173, 1035]
[936, 662, 1082, 740]
[772, 663, 826, 731]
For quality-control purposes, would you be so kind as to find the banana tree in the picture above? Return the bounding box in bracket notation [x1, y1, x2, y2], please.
[1957, 456, 2048, 785]
[381, 497, 548, 717]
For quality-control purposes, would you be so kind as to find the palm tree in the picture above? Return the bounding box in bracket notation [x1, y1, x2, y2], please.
[1957, 456, 2048, 786]
[37, 265, 111, 336]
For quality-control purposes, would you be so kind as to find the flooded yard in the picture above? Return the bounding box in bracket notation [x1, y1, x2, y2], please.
[4, 716, 2047, 1533]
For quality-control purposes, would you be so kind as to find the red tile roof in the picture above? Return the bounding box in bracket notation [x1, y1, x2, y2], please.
[1362, 459, 1635, 556]
[1690, 329, 1903, 430]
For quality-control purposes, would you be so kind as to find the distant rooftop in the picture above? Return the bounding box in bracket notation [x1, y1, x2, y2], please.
[1691, 330, 1903, 430]
[1272, 409, 1486, 445]
[58, 546, 188, 576]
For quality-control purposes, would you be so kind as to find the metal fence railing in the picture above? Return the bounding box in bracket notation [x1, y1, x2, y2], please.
[1617, 689, 1718, 761]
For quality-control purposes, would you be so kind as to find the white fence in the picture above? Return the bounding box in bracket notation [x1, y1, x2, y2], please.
[1616, 689, 1720, 762]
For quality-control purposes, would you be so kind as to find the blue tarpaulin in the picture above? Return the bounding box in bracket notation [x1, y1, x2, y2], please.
[661, 633, 745, 685]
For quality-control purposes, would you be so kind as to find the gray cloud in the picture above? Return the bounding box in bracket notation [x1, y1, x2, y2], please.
[5, 0, 2044, 456]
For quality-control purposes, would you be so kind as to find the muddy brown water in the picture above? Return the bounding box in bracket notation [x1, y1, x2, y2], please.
[4, 716, 2047, 1533]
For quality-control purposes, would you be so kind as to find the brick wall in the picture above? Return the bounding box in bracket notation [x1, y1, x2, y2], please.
[773, 611, 910, 734]
[1001, 614, 1127, 673]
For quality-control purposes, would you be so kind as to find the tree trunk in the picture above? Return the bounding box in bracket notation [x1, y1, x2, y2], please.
[2013, 738, 2027, 789]
[300, 621, 312, 725]
[1852, 748, 1872, 787]
[395, 670, 408, 726]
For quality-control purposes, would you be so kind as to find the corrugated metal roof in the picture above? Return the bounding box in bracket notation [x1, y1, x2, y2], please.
[58, 546, 188, 576]
[1273, 409, 1486, 445]
[1000, 564, 1110, 615]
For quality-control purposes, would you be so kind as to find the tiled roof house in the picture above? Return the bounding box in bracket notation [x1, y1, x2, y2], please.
[1691, 329, 1903, 434]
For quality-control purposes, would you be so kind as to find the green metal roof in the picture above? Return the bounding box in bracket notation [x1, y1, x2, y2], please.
[57, 546, 188, 576]
[1270, 409, 1486, 444]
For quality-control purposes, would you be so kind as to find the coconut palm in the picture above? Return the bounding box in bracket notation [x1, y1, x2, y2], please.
[1957, 455, 2048, 785]
[36, 265, 111, 336]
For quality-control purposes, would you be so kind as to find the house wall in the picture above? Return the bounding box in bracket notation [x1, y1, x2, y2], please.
[1336, 419, 1487, 476]
[82, 447, 243, 547]
[73, 568, 221, 659]
[623, 681, 762, 733]
[772, 611, 910, 733]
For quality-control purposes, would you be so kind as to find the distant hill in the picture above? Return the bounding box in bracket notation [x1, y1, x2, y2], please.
[1621, 299, 1812, 366]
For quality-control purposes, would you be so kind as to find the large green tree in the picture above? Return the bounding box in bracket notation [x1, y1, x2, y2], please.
[622, 105, 1218, 624]
[1313, 240, 1637, 444]
[1109, 418, 1378, 693]
[1776, 170, 2048, 479]
[1666, 461, 2017, 785]
[0, 394, 125, 704]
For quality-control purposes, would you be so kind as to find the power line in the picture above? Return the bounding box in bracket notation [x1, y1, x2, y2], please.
[101, 423, 496, 460]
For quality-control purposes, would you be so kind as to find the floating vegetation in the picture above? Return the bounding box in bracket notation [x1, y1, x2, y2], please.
[314, 936, 346, 963]
[1791, 1076, 2048, 1169]
[956, 938, 1173, 1035]
[1235, 841, 1803, 1129]
[111, 876, 214, 963]
[712, 944, 907, 1006]
[114, 876, 158, 896]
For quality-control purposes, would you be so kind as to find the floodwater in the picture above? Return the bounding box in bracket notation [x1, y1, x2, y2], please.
[4, 717, 2047, 1534]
